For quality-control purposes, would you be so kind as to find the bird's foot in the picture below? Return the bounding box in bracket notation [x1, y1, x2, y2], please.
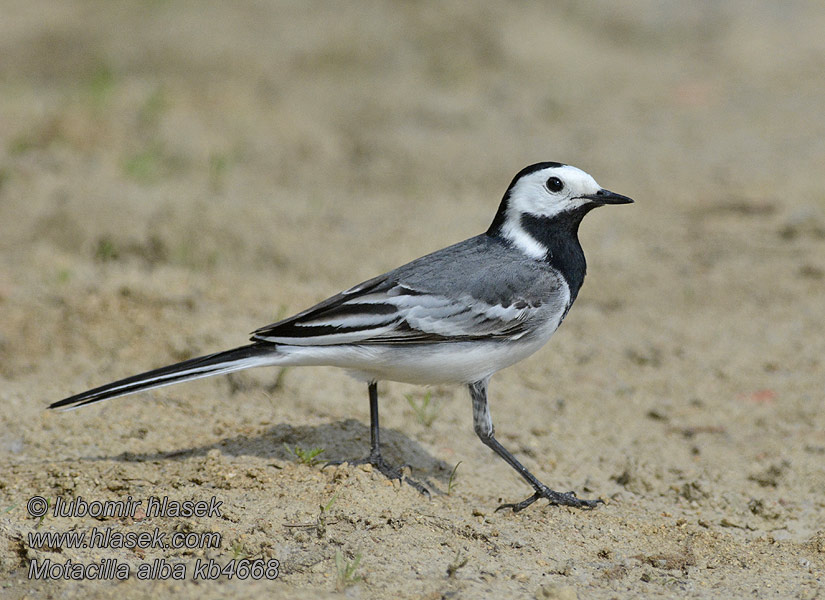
[495, 484, 602, 513]
[325, 450, 430, 496]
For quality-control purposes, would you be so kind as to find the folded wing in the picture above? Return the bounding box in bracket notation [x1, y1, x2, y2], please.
[251, 279, 541, 346]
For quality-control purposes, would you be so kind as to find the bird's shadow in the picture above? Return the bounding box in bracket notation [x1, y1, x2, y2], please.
[87, 418, 454, 488]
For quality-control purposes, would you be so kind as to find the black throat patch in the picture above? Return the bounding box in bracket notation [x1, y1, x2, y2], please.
[518, 205, 595, 303]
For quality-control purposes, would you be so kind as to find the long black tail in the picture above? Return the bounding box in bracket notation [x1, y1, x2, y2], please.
[49, 343, 280, 410]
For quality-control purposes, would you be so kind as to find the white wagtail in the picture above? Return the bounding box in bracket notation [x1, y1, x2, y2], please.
[51, 162, 632, 511]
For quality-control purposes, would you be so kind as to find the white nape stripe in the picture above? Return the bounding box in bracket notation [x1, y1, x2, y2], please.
[499, 217, 547, 259]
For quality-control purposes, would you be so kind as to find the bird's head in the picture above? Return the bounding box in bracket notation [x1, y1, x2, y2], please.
[488, 162, 633, 258]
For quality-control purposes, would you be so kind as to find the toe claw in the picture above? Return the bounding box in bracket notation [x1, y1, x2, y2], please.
[325, 453, 429, 496]
[496, 487, 602, 512]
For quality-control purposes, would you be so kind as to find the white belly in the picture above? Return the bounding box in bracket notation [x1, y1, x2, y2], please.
[275, 317, 561, 385]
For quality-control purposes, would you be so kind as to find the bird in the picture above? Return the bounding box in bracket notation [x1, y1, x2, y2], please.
[50, 162, 633, 512]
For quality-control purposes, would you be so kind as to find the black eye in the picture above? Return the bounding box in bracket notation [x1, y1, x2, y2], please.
[545, 177, 564, 193]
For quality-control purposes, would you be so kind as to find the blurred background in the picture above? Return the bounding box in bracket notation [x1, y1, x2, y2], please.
[1, 1, 824, 598]
[2, 0, 823, 374]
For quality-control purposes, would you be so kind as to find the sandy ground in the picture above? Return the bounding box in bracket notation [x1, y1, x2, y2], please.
[1, 1, 824, 598]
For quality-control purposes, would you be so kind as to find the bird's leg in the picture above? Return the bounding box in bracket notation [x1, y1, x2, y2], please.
[325, 381, 429, 495]
[363, 381, 394, 473]
[468, 379, 602, 512]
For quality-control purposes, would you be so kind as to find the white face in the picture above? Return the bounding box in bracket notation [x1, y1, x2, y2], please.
[506, 165, 603, 219]
[499, 165, 604, 259]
